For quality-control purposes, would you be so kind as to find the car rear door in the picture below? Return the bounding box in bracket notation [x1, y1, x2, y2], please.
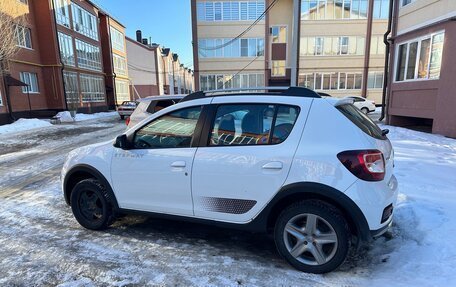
[191, 97, 313, 223]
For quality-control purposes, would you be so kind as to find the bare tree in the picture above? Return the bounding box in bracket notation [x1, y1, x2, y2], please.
[0, 0, 28, 75]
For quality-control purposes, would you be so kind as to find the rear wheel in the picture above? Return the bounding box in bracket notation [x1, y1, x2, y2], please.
[274, 200, 350, 274]
[361, 107, 369, 114]
[70, 179, 116, 230]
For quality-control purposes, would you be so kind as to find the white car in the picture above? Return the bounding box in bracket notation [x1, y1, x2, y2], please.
[116, 101, 138, 120]
[62, 87, 397, 274]
[126, 95, 184, 127]
[345, 96, 376, 114]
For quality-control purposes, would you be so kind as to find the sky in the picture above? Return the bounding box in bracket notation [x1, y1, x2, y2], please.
[92, 0, 194, 68]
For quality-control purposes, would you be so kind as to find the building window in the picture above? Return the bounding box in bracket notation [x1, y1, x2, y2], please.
[373, 0, 389, 19]
[395, 31, 445, 82]
[110, 26, 125, 52]
[115, 79, 130, 103]
[63, 71, 79, 103]
[58, 32, 75, 66]
[199, 38, 264, 58]
[53, 0, 70, 27]
[314, 37, 323, 55]
[71, 2, 98, 40]
[367, 71, 383, 89]
[196, 1, 264, 22]
[200, 73, 264, 90]
[20, 72, 39, 93]
[272, 61, 286, 77]
[301, 0, 369, 20]
[338, 36, 349, 55]
[271, 26, 287, 43]
[401, 0, 415, 7]
[370, 35, 386, 55]
[298, 71, 362, 90]
[75, 39, 102, 71]
[80, 74, 105, 102]
[113, 54, 127, 76]
[15, 25, 32, 49]
[300, 36, 364, 56]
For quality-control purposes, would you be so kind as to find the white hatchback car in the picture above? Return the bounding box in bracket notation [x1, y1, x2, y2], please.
[127, 95, 184, 127]
[62, 87, 397, 273]
[345, 96, 376, 114]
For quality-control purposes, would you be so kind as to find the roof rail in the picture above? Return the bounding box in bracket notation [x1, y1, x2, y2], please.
[180, 86, 321, 102]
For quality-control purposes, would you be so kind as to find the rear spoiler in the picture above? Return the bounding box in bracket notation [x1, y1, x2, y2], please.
[333, 98, 355, 107]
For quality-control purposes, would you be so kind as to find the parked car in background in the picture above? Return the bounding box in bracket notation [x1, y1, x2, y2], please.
[117, 101, 138, 120]
[126, 95, 184, 127]
[62, 87, 397, 274]
[345, 96, 376, 114]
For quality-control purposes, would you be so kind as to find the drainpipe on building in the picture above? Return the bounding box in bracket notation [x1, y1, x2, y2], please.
[107, 16, 118, 108]
[361, 0, 374, 98]
[51, 0, 68, 112]
[290, 0, 301, 87]
[379, 0, 394, 122]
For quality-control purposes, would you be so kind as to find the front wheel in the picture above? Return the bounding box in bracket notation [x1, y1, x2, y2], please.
[70, 179, 116, 230]
[274, 200, 350, 274]
[361, 107, 369, 114]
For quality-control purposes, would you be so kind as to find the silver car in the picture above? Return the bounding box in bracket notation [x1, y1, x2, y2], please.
[127, 95, 184, 127]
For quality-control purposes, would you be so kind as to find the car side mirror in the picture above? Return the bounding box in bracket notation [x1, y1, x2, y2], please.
[114, 134, 130, 150]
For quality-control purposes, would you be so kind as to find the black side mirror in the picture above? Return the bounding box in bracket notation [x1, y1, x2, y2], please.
[382, 129, 389, 136]
[114, 134, 129, 149]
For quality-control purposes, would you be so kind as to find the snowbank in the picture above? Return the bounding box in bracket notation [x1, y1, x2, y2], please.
[0, 118, 52, 135]
[74, 111, 118, 121]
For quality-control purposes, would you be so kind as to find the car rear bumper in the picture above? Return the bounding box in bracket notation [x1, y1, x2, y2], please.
[118, 110, 134, 116]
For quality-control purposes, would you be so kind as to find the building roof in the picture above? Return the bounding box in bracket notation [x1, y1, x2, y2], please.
[161, 48, 171, 56]
[88, 0, 126, 28]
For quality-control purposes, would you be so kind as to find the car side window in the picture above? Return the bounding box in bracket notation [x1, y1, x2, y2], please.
[209, 104, 299, 146]
[272, 106, 299, 144]
[133, 106, 202, 149]
[146, 99, 176, 114]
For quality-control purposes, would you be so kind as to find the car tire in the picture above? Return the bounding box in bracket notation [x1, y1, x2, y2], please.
[120, 115, 125, 120]
[361, 107, 369, 114]
[274, 200, 350, 274]
[70, 178, 116, 230]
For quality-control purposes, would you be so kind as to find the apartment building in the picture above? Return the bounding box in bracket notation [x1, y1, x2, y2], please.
[0, 0, 66, 124]
[298, 0, 389, 102]
[386, 0, 456, 137]
[126, 34, 162, 98]
[0, 0, 127, 125]
[100, 16, 130, 106]
[126, 31, 194, 99]
[191, 0, 389, 103]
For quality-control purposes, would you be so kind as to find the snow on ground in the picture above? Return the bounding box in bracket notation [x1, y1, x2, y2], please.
[0, 119, 455, 286]
[0, 118, 52, 135]
[74, 111, 119, 122]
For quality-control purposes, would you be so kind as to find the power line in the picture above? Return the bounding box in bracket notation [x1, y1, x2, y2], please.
[199, 0, 279, 51]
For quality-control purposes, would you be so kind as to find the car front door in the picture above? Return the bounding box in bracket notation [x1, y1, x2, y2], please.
[191, 98, 312, 223]
[111, 103, 206, 216]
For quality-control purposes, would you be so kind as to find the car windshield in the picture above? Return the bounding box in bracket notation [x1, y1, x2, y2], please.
[337, 103, 385, 140]
[122, 101, 137, 106]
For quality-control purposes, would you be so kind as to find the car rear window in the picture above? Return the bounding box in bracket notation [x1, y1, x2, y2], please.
[336, 104, 385, 140]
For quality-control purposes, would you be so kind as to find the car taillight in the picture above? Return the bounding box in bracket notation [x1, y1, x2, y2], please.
[125, 117, 130, 126]
[337, 150, 385, 181]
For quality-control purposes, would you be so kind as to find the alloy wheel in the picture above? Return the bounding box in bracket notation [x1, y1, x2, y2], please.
[283, 213, 338, 266]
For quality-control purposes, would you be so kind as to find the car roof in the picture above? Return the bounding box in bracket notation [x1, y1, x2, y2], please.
[137, 94, 185, 103]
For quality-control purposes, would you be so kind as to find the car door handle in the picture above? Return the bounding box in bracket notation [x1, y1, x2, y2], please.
[262, 162, 283, 170]
[171, 161, 186, 168]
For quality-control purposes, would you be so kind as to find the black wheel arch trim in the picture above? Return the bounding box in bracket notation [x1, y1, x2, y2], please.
[247, 182, 371, 242]
[63, 164, 119, 210]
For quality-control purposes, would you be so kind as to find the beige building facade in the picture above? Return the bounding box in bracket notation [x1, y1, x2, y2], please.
[192, 0, 390, 103]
